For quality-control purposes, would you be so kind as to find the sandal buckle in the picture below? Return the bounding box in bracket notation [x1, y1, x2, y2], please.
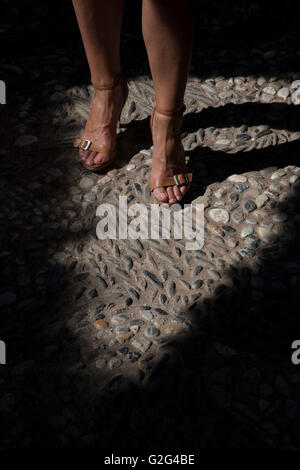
[174, 173, 189, 186]
[183, 173, 189, 185]
[80, 139, 92, 151]
[174, 174, 180, 186]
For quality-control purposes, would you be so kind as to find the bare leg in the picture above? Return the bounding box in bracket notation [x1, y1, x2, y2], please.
[142, 0, 194, 203]
[72, 0, 125, 166]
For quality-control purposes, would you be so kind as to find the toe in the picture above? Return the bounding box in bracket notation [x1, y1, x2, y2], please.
[79, 149, 89, 161]
[173, 185, 182, 202]
[86, 151, 98, 166]
[93, 153, 104, 165]
[166, 187, 177, 205]
[153, 187, 168, 203]
[94, 151, 110, 165]
[180, 184, 189, 196]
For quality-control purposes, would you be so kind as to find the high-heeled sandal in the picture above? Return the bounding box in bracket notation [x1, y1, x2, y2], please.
[73, 72, 128, 172]
[149, 105, 192, 205]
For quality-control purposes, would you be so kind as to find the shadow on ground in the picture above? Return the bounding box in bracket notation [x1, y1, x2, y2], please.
[1, 108, 300, 450]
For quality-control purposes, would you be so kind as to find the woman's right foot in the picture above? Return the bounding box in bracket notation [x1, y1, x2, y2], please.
[77, 74, 128, 168]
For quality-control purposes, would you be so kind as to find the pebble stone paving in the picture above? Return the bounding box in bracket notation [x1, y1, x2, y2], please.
[1, 0, 300, 451]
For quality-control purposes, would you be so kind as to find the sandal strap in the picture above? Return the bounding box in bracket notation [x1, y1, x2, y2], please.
[92, 71, 123, 91]
[150, 104, 186, 130]
[150, 172, 192, 191]
[149, 106, 190, 192]
[155, 104, 186, 117]
[73, 137, 114, 155]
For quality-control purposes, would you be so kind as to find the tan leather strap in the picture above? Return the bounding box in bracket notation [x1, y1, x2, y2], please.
[92, 71, 123, 91]
[155, 104, 186, 117]
[73, 137, 115, 155]
[150, 172, 192, 191]
[150, 104, 186, 130]
[74, 73, 127, 157]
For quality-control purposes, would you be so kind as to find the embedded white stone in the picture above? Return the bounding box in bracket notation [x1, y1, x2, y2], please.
[258, 227, 277, 243]
[241, 226, 254, 238]
[214, 188, 227, 199]
[291, 89, 300, 105]
[290, 175, 299, 184]
[291, 80, 300, 90]
[126, 164, 136, 171]
[215, 138, 231, 146]
[263, 86, 276, 96]
[131, 337, 152, 353]
[228, 174, 247, 183]
[209, 208, 230, 224]
[257, 77, 266, 86]
[277, 87, 289, 99]
[271, 169, 286, 179]
[255, 194, 269, 208]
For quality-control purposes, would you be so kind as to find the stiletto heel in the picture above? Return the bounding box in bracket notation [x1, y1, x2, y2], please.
[73, 72, 128, 172]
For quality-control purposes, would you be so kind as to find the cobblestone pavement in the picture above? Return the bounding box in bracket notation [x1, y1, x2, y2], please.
[1, 0, 300, 451]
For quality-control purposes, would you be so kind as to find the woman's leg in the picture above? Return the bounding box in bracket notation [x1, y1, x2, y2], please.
[72, 0, 125, 166]
[142, 0, 194, 203]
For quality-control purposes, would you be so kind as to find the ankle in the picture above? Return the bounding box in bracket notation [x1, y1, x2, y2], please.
[152, 115, 182, 141]
[153, 105, 184, 130]
[91, 71, 123, 91]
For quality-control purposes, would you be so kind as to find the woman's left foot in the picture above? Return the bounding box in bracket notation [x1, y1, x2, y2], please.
[150, 107, 192, 205]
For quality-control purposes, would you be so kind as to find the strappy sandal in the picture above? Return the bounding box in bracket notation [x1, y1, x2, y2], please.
[149, 105, 192, 205]
[73, 72, 128, 172]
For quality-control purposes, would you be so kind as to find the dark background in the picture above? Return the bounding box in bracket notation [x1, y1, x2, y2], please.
[1, 0, 299, 95]
[1, 0, 300, 452]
